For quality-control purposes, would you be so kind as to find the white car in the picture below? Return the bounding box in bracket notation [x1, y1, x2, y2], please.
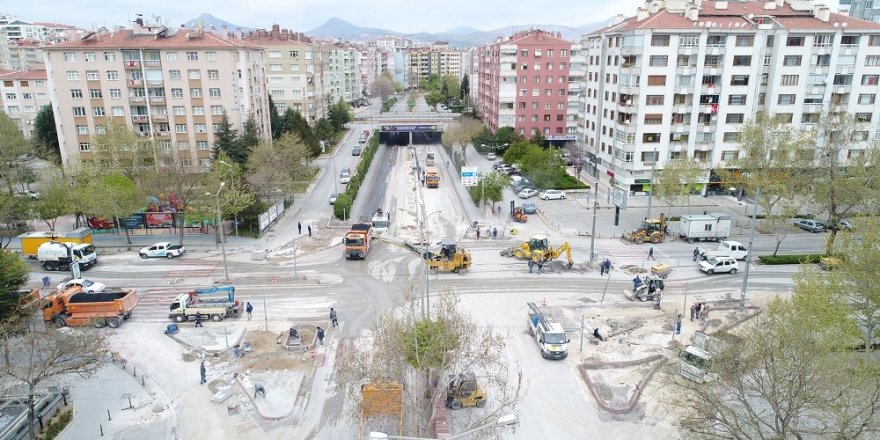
[57, 278, 106, 293]
[538, 189, 566, 200]
[518, 188, 539, 199]
[487, 152, 497, 161]
[329, 193, 340, 205]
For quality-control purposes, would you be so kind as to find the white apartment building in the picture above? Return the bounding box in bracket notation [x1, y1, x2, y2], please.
[43, 18, 270, 171]
[581, 0, 880, 195]
[405, 43, 463, 88]
[0, 68, 50, 139]
[326, 44, 361, 102]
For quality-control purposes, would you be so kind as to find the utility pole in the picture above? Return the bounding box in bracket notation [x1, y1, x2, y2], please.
[589, 184, 599, 265]
[739, 188, 760, 313]
[646, 147, 657, 220]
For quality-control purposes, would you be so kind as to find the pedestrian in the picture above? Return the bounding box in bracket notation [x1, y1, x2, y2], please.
[308, 225, 312, 237]
[476, 227, 481, 240]
[593, 328, 604, 342]
[492, 227, 497, 239]
[298, 222, 302, 235]
[199, 361, 206, 385]
[693, 247, 700, 262]
[599, 260, 605, 275]
[497, 205, 502, 215]
[537, 256, 544, 274]
[528, 258, 534, 273]
[246, 302, 253, 320]
[699, 305, 709, 325]
[632, 275, 642, 290]
[254, 383, 266, 399]
[675, 314, 682, 335]
[695, 302, 703, 318]
[648, 246, 655, 260]
[316, 326, 325, 345]
[690, 304, 696, 322]
[194, 311, 203, 328]
[330, 308, 338, 327]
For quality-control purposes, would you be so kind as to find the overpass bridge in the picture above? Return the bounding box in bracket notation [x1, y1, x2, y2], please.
[354, 113, 460, 145]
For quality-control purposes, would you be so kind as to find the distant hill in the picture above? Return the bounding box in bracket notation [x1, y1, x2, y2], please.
[307, 17, 398, 40]
[184, 13, 253, 32]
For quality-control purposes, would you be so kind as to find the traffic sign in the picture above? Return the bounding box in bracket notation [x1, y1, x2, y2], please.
[461, 166, 479, 187]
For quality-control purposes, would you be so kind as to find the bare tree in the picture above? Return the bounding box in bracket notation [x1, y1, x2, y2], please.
[652, 158, 705, 215]
[31, 176, 73, 232]
[0, 317, 106, 440]
[245, 134, 313, 199]
[338, 286, 525, 437]
[370, 76, 395, 102]
[142, 153, 206, 245]
[90, 121, 156, 180]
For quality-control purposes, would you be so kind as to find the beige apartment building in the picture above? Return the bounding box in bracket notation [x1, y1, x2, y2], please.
[0, 68, 50, 139]
[43, 18, 270, 171]
[405, 42, 463, 88]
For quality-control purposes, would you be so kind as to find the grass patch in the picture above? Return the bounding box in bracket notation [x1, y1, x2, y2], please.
[758, 254, 824, 265]
[40, 408, 72, 440]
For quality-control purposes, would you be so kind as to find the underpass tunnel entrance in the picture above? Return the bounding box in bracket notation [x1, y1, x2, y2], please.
[379, 124, 443, 146]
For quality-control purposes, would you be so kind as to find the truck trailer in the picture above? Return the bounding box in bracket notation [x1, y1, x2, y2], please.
[678, 213, 732, 243]
[19, 227, 94, 258]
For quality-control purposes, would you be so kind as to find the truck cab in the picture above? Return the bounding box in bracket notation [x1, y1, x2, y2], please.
[371, 209, 390, 236]
[344, 223, 372, 259]
[37, 241, 97, 271]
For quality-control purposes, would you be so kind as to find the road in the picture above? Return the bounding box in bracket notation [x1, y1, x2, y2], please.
[37, 93, 820, 440]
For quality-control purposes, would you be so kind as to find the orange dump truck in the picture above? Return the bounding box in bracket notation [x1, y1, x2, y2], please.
[39, 286, 138, 328]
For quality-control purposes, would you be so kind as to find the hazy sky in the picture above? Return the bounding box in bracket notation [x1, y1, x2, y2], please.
[7, 0, 657, 34]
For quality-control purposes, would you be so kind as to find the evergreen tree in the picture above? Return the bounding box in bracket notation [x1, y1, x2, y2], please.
[281, 108, 319, 157]
[328, 100, 352, 133]
[31, 105, 60, 163]
[235, 115, 260, 164]
[268, 95, 283, 139]
[460, 73, 470, 100]
[212, 113, 238, 162]
[314, 118, 335, 143]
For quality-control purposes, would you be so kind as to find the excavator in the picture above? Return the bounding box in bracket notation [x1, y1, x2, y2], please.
[409, 239, 472, 274]
[623, 213, 667, 244]
[500, 234, 573, 268]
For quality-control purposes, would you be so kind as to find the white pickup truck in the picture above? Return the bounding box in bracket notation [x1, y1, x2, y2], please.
[139, 242, 186, 259]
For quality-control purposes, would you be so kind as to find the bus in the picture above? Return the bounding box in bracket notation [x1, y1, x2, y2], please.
[425, 167, 440, 188]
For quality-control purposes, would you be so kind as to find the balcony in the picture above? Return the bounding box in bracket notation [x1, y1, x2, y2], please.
[131, 115, 148, 123]
[155, 131, 171, 138]
[620, 64, 640, 74]
[144, 60, 161, 68]
[151, 113, 168, 121]
[146, 79, 164, 87]
[620, 45, 643, 55]
[123, 60, 142, 69]
[149, 96, 166, 104]
[128, 96, 146, 103]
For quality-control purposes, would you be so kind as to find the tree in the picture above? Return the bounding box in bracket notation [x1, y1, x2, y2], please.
[142, 155, 206, 246]
[91, 121, 154, 180]
[245, 133, 313, 199]
[803, 110, 880, 253]
[207, 154, 256, 237]
[472, 171, 508, 210]
[0, 249, 29, 294]
[370, 76, 395, 102]
[653, 158, 707, 216]
[0, 194, 28, 248]
[339, 287, 524, 437]
[314, 118, 335, 145]
[422, 73, 441, 92]
[281, 108, 319, 157]
[0, 319, 106, 440]
[231, 115, 260, 166]
[460, 73, 470, 103]
[31, 105, 60, 164]
[31, 177, 73, 231]
[82, 173, 142, 247]
[268, 95, 283, 139]
[424, 91, 444, 110]
[328, 100, 352, 132]
[441, 75, 460, 104]
[0, 112, 33, 195]
[211, 113, 239, 163]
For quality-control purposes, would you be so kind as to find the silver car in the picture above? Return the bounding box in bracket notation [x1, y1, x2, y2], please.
[538, 189, 566, 200]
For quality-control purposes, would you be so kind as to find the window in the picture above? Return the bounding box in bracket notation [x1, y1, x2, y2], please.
[79, 143, 91, 152]
[726, 113, 744, 123]
[186, 51, 198, 61]
[209, 88, 221, 98]
[76, 125, 88, 135]
[63, 52, 76, 62]
[177, 141, 190, 150]
[107, 70, 119, 80]
[677, 55, 691, 67]
[206, 51, 216, 62]
[112, 106, 124, 116]
[786, 36, 805, 46]
[95, 125, 106, 134]
[103, 51, 116, 61]
[803, 94, 823, 104]
[728, 95, 746, 105]
[188, 70, 201, 80]
[191, 88, 202, 98]
[86, 70, 100, 80]
[644, 114, 663, 125]
[207, 70, 219, 79]
[852, 131, 869, 141]
[764, 55, 772, 66]
[649, 56, 668, 67]
[834, 74, 853, 85]
[197, 141, 210, 150]
[646, 95, 665, 105]
[73, 107, 86, 116]
[867, 56, 880, 67]
[520, 49, 528, 57]
[704, 55, 721, 67]
[89, 89, 102, 99]
[862, 74, 879, 85]
[856, 112, 872, 122]
[648, 75, 666, 86]
[721, 151, 739, 160]
[732, 55, 751, 66]
[70, 89, 83, 98]
[814, 34, 833, 47]
[173, 106, 186, 116]
[839, 55, 856, 66]
[730, 75, 749, 86]
[84, 52, 96, 62]
[643, 133, 661, 143]
[775, 113, 793, 123]
[706, 35, 726, 46]
[841, 35, 860, 46]
[194, 124, 207, 133]
[93, 107, 105, 116]
[723, 132, 740, 142]
[192, 106, 204, 115]
[651, 35, 670, 46]
[802, 113, 820, 123]
[781, 75, 799, 86]
[777, 94, 796, 105]
[813, 54, 831, 66]
[783, 55, 802, 66]
[858, 94, 876, 104]
[109, 89, 121, 98]
[170, 88, 183, 98]
[269, 64, 282, 72]
[211, 106, 223, 115]
[871, 35, 880, 46]
[67, 71, 79, 81]
[175, 124, 187, 133]
[680, 34, 699, 47]
[735, 35, 754, 46]
[166, 52, 178, 62]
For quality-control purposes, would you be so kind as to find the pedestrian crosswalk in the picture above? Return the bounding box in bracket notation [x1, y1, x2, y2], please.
[598, 239, 655, 265]
[163, 259, 219, 284]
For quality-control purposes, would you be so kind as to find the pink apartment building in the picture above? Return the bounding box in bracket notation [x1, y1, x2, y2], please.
[476, 30, 573, 138]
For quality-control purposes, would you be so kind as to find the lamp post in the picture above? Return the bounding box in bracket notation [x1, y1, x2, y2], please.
[646, 146, 658, 220]
[206, 182, 229, 282]
[420, 209, 442, 319]
[369, 413, 517, 440]
[480, 143, 508, 157]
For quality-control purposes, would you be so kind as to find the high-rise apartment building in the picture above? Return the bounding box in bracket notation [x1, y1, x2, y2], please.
[44, 18, 270, 171]
[405, 42, 463, 88]
[839, 0, 880, 23]
[326, 44, 361, 102]
[476, 30, 573, 138]
[579, 0, 880, 195]
[0, 68, 50, 138]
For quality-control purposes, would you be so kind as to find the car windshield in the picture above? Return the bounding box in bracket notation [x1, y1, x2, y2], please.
[80, 280, 94, 287]
[707, 257, 724, 265]
[543, 333, 567, 344]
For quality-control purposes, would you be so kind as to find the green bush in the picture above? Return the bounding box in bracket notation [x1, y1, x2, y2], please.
[335, 131, 380, 219]
[333, 193, 353, 220]
[41, 408, 72, 440]
[553, 172, 589, 190]
[381, 97, 398, 113]
[758, 254, 824, 265]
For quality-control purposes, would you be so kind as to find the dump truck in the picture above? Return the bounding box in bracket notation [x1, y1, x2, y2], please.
[344, 223, 373, 260]
[18, 227, 94, 258]
[678, 213, 732, 243]
[168, 289, 242, 323]
[37, 241, 98, 271]
[527, 302, 569, 359]
[40, 286, 138, 328]
[501, 234, 573, 268]
[623, 213, 667, 244]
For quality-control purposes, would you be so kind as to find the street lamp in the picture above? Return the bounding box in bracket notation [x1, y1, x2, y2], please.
[480, 143, 508, 156]
[421, 209, 442, 319]
[206, 182, 229, 282]
[369, 413, 517, 440]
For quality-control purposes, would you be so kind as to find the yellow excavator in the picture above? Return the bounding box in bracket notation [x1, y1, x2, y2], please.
[623, 213, 667, 244]
[500, 234, 573, 268]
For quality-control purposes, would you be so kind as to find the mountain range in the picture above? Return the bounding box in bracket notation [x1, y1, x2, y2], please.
[183, 14, 609, 46]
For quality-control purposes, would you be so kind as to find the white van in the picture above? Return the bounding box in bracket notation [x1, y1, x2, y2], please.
[699, 256, 739, 275]
[718, 240, 748, 260]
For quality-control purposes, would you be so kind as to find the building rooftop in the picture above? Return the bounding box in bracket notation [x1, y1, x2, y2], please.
[46, 24, 264, 51]
[0, 69, 48, 80]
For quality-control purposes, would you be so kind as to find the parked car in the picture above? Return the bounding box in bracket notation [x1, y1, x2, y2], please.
[506, 169, 522, 176]
[329, 193, 340, 205]
[15, 189, 40, 200]
[699, 256, 739, 275]
[538, 189, 566, 200]
[493, 162, 508, 170]
[57, 278, 106, 293]
[840, 219, 854, 231]
[518, 188, 539, 199]
[522, 201, 538, 214]
[795, 219, 826, 233]
[340, 167, 351, 184]
[487, 152, 496, 161]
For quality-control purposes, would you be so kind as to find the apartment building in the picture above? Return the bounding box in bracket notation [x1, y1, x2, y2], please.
[326, 44, 361, 102]
[476, 30, 573, 138]
[43, 18, 270, 171]
[0, 68, 50, 138]
[839, 0, 880, 23]
[405, 42, 463, 88]
[580, 0, 880, 195]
